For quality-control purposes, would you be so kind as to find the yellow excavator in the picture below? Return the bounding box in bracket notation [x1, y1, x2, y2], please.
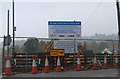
[44, 38, 60, 53]
[45, 39, 54, 53]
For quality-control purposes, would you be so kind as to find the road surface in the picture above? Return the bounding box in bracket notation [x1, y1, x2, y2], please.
[4, 69, 118, 77]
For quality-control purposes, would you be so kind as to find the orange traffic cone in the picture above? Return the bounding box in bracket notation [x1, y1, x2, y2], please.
[55, 56, 62, 72]
[102, 54, 109, 69]
[32, 55, 38, 73]
[5, 56, 12, 75]
[76, 53, 82, 71]
[44, 55, 50, 73]
[93, 54, 99, 70]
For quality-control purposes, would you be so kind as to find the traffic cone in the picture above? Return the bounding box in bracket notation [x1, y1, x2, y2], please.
[102, 54, 109, 69]
[76, 53, 82, 71]
[55, 56, 62, 72]
[5, 56, 12, 75]
[32, 55, 38, 73]
[93, 54, 99, 70]
[44, 55, 50, 73]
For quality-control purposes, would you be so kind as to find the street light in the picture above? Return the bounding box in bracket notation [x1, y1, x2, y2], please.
[116, 0, 120, 53]
[12, 0, 17, 69]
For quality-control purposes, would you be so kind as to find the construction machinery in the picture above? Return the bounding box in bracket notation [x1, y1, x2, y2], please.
[45, 39, 54, 53]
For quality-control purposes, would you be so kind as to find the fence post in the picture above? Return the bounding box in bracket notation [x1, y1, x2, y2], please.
[112, 40, 115, 54]
[2, 36, 5, 74]
[25, 52, 28, 72]
[73, 38, 76, 69]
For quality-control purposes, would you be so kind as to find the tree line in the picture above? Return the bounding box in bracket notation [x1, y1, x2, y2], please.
[7, 38, 118, 54]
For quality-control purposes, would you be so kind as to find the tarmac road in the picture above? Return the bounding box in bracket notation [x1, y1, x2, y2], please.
[8, 69, 118, 77]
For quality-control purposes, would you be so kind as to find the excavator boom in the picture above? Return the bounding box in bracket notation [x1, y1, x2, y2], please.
[45, 39, 54, 53]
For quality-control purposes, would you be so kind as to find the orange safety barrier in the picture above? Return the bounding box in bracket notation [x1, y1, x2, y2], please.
[75, 54, 84, 58]
[64, 58, 72, 61]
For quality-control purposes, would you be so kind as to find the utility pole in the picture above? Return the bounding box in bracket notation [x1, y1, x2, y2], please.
[12, 0, 17, 69]
[7, 10, 10, 56]
[116, 0, 120, 53]
[12, 0, 16, 57]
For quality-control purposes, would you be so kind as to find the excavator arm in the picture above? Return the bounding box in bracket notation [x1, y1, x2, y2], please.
[45, 39, 54, 53]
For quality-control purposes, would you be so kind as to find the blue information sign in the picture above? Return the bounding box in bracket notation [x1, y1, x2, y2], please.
[48, 21, 81, 53]
[48, 21, 81, 39]
[48, 21, 81, 25]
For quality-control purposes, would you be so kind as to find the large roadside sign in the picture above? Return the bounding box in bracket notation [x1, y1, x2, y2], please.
[48, 21, 81, 53]
[48, 21, 81, 39]
[50, 49, 64, 56]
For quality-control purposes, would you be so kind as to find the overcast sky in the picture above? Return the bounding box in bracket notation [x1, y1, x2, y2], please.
[0, 0, 119, 42]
